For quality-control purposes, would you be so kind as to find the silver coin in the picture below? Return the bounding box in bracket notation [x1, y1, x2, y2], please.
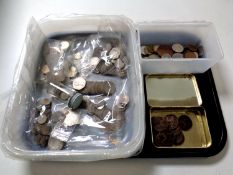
[116, 95, 129, 109]
[48, 137, 64, 150]
[64, 110, 81, 126]
[37, 114, 48, 124]
[73, 77, 86, 90]
[60, 41, 70, 50]
[172, 43, 184, 53]
[90, 57, 100, 67]
[161, 53, 172, 58]
[109, 47, 121, 60]
[114, 59, 125, 70]
[172, 53, 184, 58]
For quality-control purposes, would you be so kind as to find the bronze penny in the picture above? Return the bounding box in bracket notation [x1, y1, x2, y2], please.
[178, 115, 193, 131]
[184, 51, 198, 58]
[157, 45, 174, 57]
[165, 114, 179, 130]
[187, 44, 198, 52]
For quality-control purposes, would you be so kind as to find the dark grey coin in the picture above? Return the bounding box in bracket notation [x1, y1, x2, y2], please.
[68, 92, 83, 110]
[48, 137, 65, 150]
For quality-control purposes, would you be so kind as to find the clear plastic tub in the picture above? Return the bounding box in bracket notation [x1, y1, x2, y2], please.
[0, 15, 145, 161]
[138, 21, 224, 74]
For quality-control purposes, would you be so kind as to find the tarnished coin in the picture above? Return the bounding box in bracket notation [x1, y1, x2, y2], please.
[68, 92, 83, 110]
[165, 114, 179, 130]
[172, 53, 183, 58]
[41, 64, 50, 74]
[60, 41, 70, 50]
[73, 77, 86, 90]
[38, 98, 51, 106]
[157, 45, 174, 56]
[109, 47, 121, 59]
[60, 92, 70, 100]
[74, 52, 82, 60]
[116, 95, 129, 109]
[161, 53, 172, 58]
[114, 58, 125, 70]
[178, 115, 193, 131]
[37, 114, 48, 124]
[90, 57, 100, 67]
[67, 66, 77, 78]
[174, 132, 185, 145]
[172, 43, 184, 53]
[184, 51, 198, 58]
[151, 117, 168, 132]
[64, 110, 81, 126]
[187, 44, 198, 52]
[48, 137, 65, 150]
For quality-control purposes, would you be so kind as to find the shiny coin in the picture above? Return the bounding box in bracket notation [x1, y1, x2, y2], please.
[41, 65, 50, 74]
[114, 58, 125, 70]
[109, 47, 121, 59]
[116, 95, 129, 109]
[172, 53, 183, 58]
[172, 43, 184, 53]
[184, 51, 198, 58]
[68, 92, 83, 110]
[153, 45, 160, 53]
[60, 41, 69, 50]
[90, 57, 100, 67]
[161, 53, 171, 58]
[73, 77, 86, 90]
[64, 110, 81, 126]
[48, 137, 65, 150]
[74, 52, 82, 60]
[37, 114, 48, 124]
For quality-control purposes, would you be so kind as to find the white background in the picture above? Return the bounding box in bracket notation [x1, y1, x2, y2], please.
[0, 0, 233, 174]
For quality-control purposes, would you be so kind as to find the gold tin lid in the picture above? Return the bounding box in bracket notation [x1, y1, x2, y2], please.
[145, 74, 202, 107]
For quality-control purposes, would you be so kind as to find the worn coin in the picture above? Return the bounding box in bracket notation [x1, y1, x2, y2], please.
[73, 77, 86, 90]
[37, 114, 48, 124]
[64, 110, 81, 126]
[114, 58, 125, 70]
[41, 64, 50, 74]
[178, 115, 193, 131]
[172, 53, 183, 58]
[60, 41, 70, 50]
[109, 47, 121, 59]
[68, 92, 83, 110]
[48, 137, 65, 150]
[161, 53, 172, 58]
[172, 43, 184, 53]
[184, 51, 198, 58]
[165, 114, 179, 130]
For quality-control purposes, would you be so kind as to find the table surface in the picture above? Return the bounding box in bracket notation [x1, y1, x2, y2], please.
[0, 0, 233, 174]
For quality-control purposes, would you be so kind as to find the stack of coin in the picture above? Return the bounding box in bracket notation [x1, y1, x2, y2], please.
[141, 43, 204, 59]
[151, 114, 193, 147]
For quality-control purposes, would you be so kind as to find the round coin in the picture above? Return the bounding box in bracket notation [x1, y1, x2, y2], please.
[153, 45, 160, 53]
[60, 41, 69, 50]
[90, 57, 100, 67]
[165, 114, 179, 130]
[152, 117, 168, 132]
[68, 92, 83, 110]
[161, 53, 172, 58]
[172, 43, 184, 53]
[172, 53, 183, 58]
[48, 137, 65, 150]
[109, 47, 121, 60]
[41, 64, 50, 74]
[184, 51, 198, 58]
[187, 44, 198, 52]
[174, 132, 185, 145]
[178, 115, 193, 131]
[73, 77, 86, 90]
[64, 110, 81, 126]
[37, 114, 48, 124]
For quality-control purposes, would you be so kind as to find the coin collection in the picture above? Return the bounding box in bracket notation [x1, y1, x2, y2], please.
[30, 35, 130, 150]
[151, 114, 193, 147]
[141, 43, 204, 59]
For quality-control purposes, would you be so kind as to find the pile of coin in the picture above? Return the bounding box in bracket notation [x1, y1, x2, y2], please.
[151, 114, 192, 147]
[30, 34, 130, 150]
[141, 43, 204, 59]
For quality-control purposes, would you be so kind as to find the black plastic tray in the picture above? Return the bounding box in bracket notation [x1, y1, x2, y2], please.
[134, 69, 227, 158]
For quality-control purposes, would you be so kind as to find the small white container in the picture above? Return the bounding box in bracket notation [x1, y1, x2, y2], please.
[138, 21, 224, 74]
[1, 15, 145, 161]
